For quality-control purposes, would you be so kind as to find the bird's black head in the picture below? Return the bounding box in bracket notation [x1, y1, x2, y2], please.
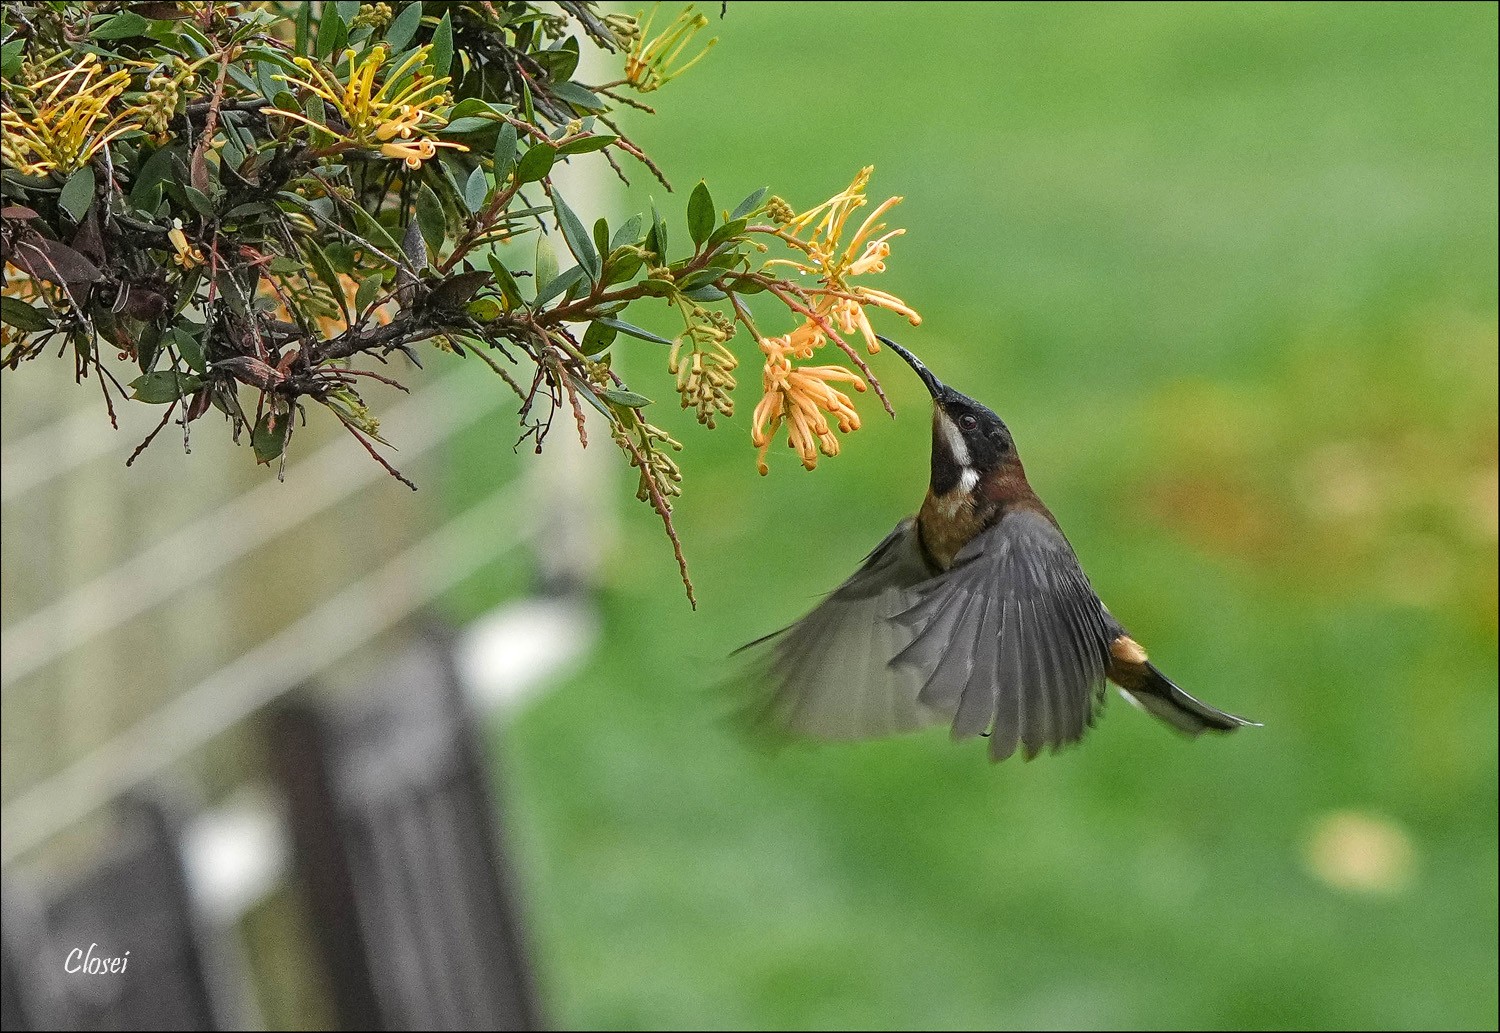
[877, 335, 1020, 496]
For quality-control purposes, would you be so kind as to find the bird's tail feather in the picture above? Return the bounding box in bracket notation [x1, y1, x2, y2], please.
[1119, 663, 1260, 736]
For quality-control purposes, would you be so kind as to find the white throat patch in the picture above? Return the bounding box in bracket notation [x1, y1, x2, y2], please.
[935, 411, 970, 466]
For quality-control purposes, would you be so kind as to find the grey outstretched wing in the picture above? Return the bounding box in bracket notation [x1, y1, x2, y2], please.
[890, 509, 1112, 761]
[742, 518, 945, 740]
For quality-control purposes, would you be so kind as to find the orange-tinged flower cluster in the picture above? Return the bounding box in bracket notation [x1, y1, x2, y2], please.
[751, 336, 867, 474]
[765, 165, 922, 355]
[750, 168, 919, 473]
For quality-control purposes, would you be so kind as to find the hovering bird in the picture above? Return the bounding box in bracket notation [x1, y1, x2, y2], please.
[742, 336, 1258, 762]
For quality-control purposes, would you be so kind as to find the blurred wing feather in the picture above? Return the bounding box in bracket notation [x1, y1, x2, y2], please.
[742, 519, 943, 740]
[891, 509, 1112, 761]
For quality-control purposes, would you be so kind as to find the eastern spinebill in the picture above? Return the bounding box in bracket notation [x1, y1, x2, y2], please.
[742, 336, 1259, 762]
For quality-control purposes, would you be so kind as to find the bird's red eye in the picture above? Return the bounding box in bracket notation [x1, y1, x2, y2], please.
[959, 414, 978, 432]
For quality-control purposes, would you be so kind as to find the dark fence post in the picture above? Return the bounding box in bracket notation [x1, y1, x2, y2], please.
[2, 794, 240, 1031]
[270, 625, 542, 1032]
[2, 883, 74, 1031]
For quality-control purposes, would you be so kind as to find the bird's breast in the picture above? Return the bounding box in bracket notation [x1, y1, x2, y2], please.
[917, 489, 986, 570]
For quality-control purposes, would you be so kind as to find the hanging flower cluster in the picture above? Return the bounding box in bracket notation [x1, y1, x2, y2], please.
[748, 167, 922, 472]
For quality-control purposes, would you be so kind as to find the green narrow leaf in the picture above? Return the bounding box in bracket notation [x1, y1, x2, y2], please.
[610, 214, 645, 250]
[604, 251, 644, 287]
[487, 255, 523, 309]
[515, 142, 556, 184]
[596, 317, 675, 346]
[0, 297, 51, 332]
[130, 146, 181, 208]
[552, 193, 600, 281]
[183, 185, 216, 216]
[252, 410, 292, 463]
[600, 387, 653, 408]
[571, 377, 613, 421]
[492, 121, 518, 183]
[93, 11, 149, 39]
[732, 186, 770, 220]
[534, 265, 585, 308]
[648, 199, 668, 259]
[416, 182, 446, 254]
[173, 327, 206, 374]
[705, 216, 749, 250]
[137, 324, 163, 372]
[385, 2, 423, 50]
[244, 46, 305, 77]
[549, 81, 605, 112]
[533, 234, 558, 301]
[58, 166, 95, 222]
[303, 93, 327, 126]
[557, 134, 618, 156]
[519, 78, 536, 123]
[294, 0, 312, 54]
[345, 201, 404, 259]
[335, 1, 361, 23]
[438, 116, 498, 135]
[592, 218, 610, 261]
[581, 320, 618, 356]
[303, 240, 343, 302]
[130, 370, 201, 404]
[429, 10, 453, 79]
[354, 273, 382, 313]
[687, 181, 714, 246]
[314, 4, 346, 59]
[464, 166, 489, 212]
[449, 97, 507, 121]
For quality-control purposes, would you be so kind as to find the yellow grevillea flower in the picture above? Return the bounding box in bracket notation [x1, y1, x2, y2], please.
[766, 166, 921, 354]
[749, 168, 920, 473]
[624, 5, 718, 92]
[168, 220, 205, 269]
[0, 54, 141, 177]
[379, 137, 449, 170]
[751, 335, 867, 474]
[267, 45, 467, 168]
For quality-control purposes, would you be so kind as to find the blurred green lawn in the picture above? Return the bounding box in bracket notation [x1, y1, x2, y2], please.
[445, 3, 1497, 1028]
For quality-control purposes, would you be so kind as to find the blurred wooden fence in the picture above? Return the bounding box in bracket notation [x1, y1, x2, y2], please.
[3, 627, 548, 1032]
[0, 334, 609, 1033]
[1, 138, 617, 1031]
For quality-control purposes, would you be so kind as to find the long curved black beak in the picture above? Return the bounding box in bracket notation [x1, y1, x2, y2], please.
[876, 334, 945, 399]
